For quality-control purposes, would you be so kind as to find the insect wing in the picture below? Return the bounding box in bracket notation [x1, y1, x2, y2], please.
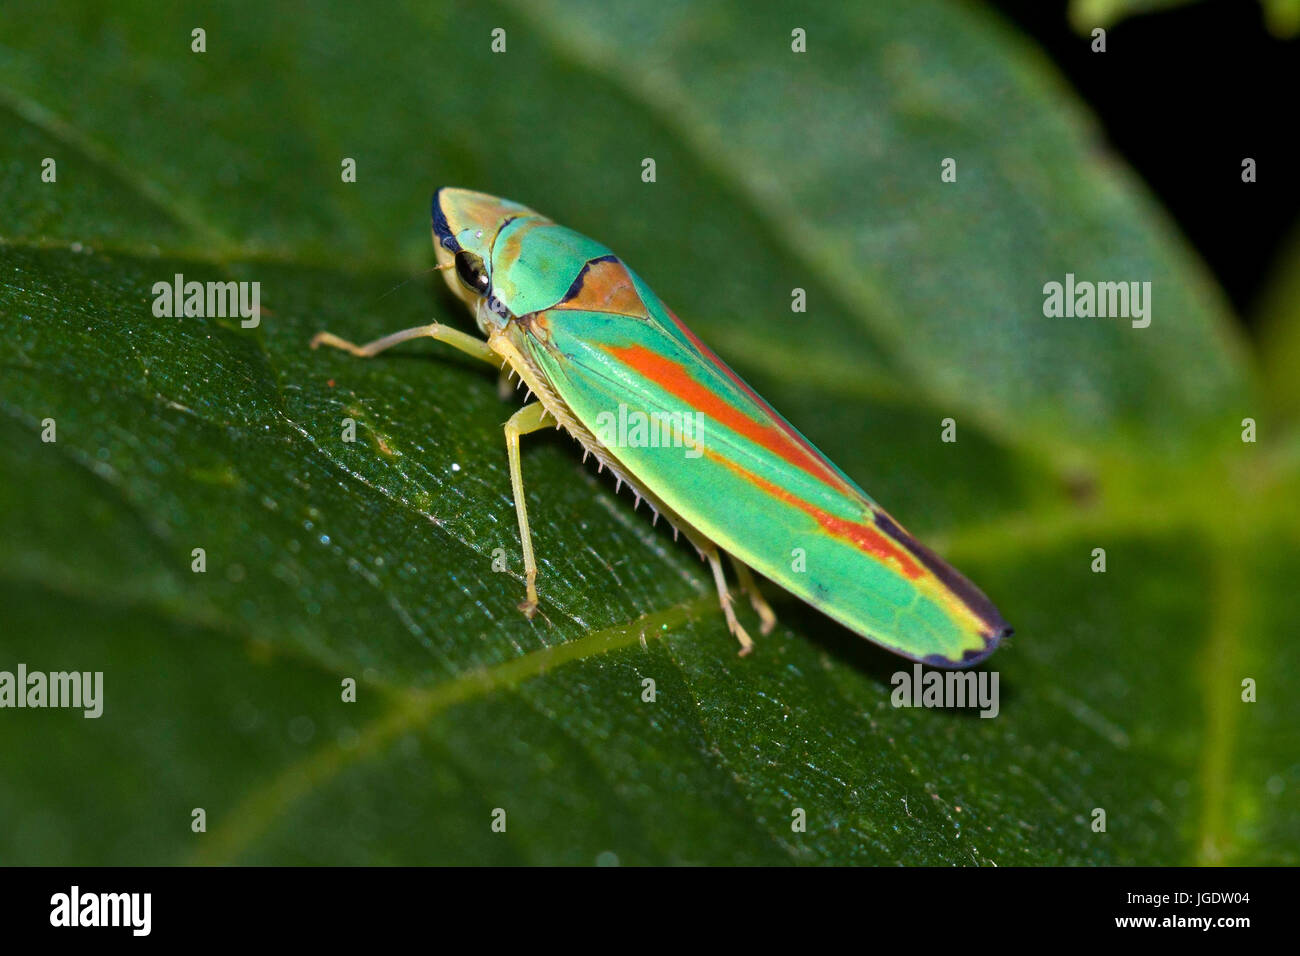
[524, 277, 1007, 666]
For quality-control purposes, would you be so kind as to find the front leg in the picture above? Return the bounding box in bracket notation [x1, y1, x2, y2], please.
[311, 322, 501, 367]
[503, 401, 554, 617]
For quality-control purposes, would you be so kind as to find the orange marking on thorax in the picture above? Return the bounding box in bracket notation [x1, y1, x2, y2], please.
[555, 259, 649, 317]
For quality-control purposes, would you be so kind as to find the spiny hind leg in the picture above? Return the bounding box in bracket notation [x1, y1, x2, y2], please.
[310, 322, 500, 367]
[731, 557, 777, 636]
[702, 545, 755, 656]
[504, 402, 555, 618]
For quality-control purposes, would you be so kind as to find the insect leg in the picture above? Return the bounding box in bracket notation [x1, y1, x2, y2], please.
[730, 557, 777, 636]
[702, 545, 755, 656]
[504, 401, 554, 618]
[310, 323, 500, 367]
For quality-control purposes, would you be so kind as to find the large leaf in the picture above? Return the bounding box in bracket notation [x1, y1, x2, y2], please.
[1, 0, 1293, 865]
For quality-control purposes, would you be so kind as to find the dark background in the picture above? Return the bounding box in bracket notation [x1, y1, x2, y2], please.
[990, 0, 1299, 328]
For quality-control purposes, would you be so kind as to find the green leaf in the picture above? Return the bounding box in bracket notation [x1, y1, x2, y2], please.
[1, 0, 1293, 865]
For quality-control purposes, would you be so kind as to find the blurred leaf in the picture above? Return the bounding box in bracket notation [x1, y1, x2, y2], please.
[1263, 0, 1300, 35]
[1257, 226, 1300, 422]
[0, 0, 1293, 865]
[1070, 0, 1200, 33]
[1070, 0, 1300, 37]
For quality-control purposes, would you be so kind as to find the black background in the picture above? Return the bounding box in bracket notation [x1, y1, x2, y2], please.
[990, 0, 1298, 329]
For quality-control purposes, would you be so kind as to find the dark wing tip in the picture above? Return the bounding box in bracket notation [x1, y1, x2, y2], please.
[923, 640, 995, 670]
[874, 510, 1011, 640]
[917, 620, 1011, 670]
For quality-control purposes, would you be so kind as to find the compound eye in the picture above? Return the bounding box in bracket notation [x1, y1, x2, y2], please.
[454, 251, 491, 296]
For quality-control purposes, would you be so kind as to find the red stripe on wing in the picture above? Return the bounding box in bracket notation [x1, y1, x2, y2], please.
[723, 457, 924, 580]
[660, 308, 861, 498]
[606, 342, 855, 495]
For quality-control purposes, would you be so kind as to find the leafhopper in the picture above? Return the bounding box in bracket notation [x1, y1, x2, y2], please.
[312, 189, 1011, 666]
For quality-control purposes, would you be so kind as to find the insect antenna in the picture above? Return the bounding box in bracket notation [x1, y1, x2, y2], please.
[374, 265, 447, 302]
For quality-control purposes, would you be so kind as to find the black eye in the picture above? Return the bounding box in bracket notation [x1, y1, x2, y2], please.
[454, 251, 491, 296]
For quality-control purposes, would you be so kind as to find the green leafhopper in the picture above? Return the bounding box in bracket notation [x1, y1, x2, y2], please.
[312, 189, 1011, 666]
